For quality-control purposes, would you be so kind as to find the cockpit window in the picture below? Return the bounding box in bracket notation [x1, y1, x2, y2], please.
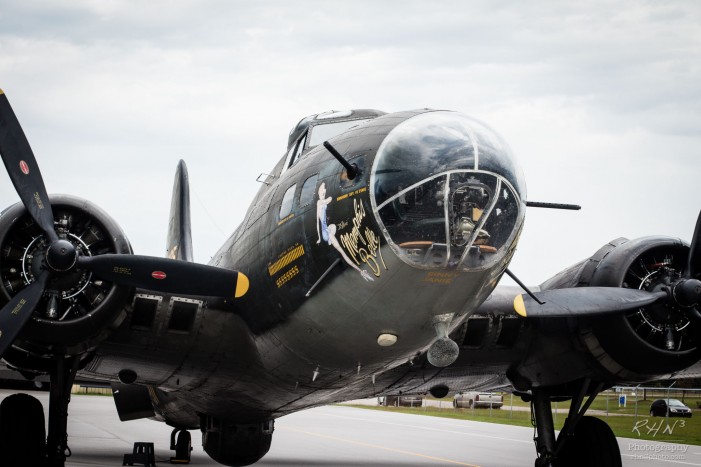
[307, 119, 372, 148]
[316, 110, 352, 120]
[290, 133, 307, 166]
[279, 184, 296, 219]
[280, 132, 307, 175]
[299, 174, 319, 208]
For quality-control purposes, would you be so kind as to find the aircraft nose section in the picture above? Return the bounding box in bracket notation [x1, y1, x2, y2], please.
[370, 111, 526, 271]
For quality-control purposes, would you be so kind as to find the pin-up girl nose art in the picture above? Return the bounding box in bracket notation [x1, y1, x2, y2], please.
[316, 182, 374, 282]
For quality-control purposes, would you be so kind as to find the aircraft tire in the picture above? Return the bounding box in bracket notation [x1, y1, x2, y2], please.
[0, 393, 47, 467]
[557, 416, 621, 467]
[174, 429, 192, 461]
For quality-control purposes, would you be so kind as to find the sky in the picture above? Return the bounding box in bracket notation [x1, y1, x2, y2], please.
[0, 0, 699, 285]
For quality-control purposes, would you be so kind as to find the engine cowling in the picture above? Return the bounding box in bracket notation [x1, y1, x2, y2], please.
[0, 195, 133, 362]
[576, 236, 701, 379]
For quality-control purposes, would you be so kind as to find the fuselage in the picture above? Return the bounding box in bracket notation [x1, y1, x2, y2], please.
[218, 108, 526, 371]
[73, 109, 529, 424]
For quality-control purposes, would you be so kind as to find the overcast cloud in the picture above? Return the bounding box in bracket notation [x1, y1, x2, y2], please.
[0, 0, 699, 284]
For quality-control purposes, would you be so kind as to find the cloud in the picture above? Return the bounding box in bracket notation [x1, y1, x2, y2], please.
[0, 0, 699, 282]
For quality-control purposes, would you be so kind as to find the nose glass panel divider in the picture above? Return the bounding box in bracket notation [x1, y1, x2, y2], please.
[443, 173, 451, 268]
[456, 178, 502, 270]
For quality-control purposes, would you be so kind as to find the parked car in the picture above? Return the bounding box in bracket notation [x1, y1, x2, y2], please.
[649, 399, 693, 418]
[453, 392, 503, 409]
[377, 395, 423, 407]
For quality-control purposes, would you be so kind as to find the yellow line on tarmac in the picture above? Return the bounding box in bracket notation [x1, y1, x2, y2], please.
[280, 426, 482, 467]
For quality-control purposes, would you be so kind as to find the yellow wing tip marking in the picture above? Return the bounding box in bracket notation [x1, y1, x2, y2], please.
[0, 89, 4, 95]
[513, 294, 527, 317]
[235, 272, 249, 298]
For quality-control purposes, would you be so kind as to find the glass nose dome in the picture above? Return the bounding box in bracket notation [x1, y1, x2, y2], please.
[370, 112, 525, 271]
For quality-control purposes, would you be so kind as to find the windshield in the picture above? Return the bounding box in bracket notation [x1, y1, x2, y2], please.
[307, 119, 372, 148]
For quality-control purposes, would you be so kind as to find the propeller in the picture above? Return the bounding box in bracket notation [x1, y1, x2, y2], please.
[513, 287, 667, 318]
[513, 211, 701, 322]
[685, 210, 701, 278]
[0, 90, 57, 241]
[0, 89, 249, 357]
[76, 254, 249, 297]
[0, 273, 49, 354]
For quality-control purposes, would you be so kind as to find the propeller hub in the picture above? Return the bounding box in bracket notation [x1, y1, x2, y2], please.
[673, 279, 701, 308]
[45, 239, 78, 272]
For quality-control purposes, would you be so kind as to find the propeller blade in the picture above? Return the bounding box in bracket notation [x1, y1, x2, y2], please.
[686, 210, 701, 278]
[0, 272, 49, 357]
[77, 254, 249, 298]
[0, 90, 57, 241]
[513, 287, 665, 318]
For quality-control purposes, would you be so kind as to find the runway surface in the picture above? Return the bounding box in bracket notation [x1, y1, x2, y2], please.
[1, 390, 699, 467]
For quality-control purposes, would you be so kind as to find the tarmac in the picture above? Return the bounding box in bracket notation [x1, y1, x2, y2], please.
[0, 390, 698, 467]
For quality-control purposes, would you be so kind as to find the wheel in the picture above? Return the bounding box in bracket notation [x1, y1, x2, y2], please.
[174, 430, 192, 461]
[0, 393, 47, 467]
[453, 400, 457, 408]
[557, 416, 621, 467]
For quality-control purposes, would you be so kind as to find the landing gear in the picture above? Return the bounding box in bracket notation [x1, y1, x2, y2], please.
[0, 393, 47, 467]
[558, 417, 621, 467]
[531, 390, 556, 467]
[0, 357, 80, 467]
[0, 356, 79, 467]
[170, 428, 193, 464]
[530, 380, 621, 467]
[46, 356, 80, 467]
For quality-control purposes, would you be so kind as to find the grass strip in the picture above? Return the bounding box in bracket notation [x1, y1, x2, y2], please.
[344, 404, 701, 446]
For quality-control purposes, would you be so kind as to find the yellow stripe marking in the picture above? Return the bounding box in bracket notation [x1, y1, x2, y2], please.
[280, 426, 482, 467]
[514, 294, 527, 317]
[268, 244, 305, 276]
[235, 272, 249, 298]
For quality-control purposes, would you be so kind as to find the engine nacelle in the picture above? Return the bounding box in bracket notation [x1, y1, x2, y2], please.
[0, 195, 133, 363]
[572, 236, 701, 379]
